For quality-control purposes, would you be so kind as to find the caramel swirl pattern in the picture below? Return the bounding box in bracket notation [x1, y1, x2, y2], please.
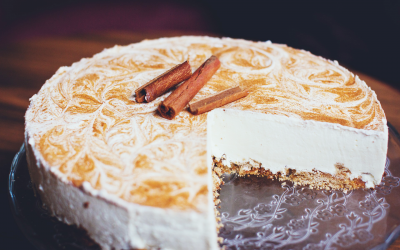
[25, 37, 386, 211]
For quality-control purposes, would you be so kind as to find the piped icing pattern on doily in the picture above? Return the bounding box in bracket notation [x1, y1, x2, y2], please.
[25, 37, 386, 210]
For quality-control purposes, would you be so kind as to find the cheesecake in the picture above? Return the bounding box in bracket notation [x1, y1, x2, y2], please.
[24, 36, 388, 250]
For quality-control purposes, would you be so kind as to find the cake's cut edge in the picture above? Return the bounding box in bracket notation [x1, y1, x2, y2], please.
[207, 108, 388, 190]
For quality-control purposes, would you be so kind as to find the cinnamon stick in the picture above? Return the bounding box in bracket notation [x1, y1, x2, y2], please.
[158, 55, 221, 119]
[189, 86, 249, 115]
[134, 61, 192, 103]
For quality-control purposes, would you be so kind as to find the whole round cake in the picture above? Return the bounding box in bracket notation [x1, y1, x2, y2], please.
[25, 36, 388, 250]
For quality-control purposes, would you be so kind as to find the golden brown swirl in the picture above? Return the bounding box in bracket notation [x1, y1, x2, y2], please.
[25, 37, 386, 211]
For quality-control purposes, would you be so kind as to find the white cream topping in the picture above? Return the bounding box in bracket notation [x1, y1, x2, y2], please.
[207, 108, 387, 188]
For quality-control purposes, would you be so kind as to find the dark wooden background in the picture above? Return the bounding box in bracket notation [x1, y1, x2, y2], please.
[1, 31, 400, 249]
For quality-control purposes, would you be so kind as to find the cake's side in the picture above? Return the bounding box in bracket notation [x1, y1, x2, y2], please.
[25, 132, 131, 249]
[25, 130, 219, 250]
[207, 108, 388, 190]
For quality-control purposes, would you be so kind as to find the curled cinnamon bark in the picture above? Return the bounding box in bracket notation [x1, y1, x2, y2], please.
[158, 55, 221, 119]
[134, 61, 192, 103]
[189, 86, 248, 115]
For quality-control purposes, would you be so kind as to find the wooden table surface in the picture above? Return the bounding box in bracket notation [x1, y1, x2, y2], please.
[1, 31, 400, 249]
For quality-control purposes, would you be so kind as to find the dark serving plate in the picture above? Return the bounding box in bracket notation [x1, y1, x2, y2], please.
[9, 124, 400, 250]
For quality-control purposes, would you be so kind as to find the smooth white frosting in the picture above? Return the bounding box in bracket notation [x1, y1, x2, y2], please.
[207, 109, 388, 188]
